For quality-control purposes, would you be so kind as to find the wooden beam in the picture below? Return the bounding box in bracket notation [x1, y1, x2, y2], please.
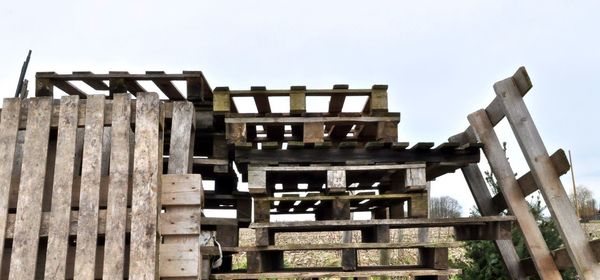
[521, 239, 600, 276]
[495, 70, 600, 279]
[468, 109, 561, 279]
[72, 71, 110, 90]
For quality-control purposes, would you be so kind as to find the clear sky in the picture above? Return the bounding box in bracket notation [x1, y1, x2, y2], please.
[1, 1, 598, 215]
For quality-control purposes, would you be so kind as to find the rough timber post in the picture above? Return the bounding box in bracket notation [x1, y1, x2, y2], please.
[468, 109, 561, 279]
[450, 131, 527, 280]
[495, 70, 600, 279]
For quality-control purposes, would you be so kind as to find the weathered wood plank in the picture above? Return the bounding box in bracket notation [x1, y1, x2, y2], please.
[495, 73, 600, 279]
[8, 97, 52, 280]
[44, 96, 80, 280]
[468, 109, 561, 279]
[147, 71, 185, 100]
[73, 95, 105, 280]
[327, 170, 346, 193]
[102, 94, 131, 279]
[369, 84, 388, 112]
[0, 98, 21, 277]
[289, 86, 306, 114]
[521, 239, 600, 276]
[161, 174, 203, 206]
[210, 268, 461, 279]
[129, 92, 161, 279]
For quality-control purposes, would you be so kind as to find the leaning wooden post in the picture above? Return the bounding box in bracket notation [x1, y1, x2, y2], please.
[450, 131, 527, 279]
[468, 109, 561, 279]
[495, 70, 600, 279]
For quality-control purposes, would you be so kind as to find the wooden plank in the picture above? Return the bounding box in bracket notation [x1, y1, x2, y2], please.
[52, 79, 87, 98]
[233, 242, 461, 251]
[468, 109, 561, 279]
[44, 96, 79, 280]
[72, 71, 110, 90]
[159, 244, 199, 277]
[35, 77, 54, 97]
[492, 149, 571, 212]
[213, 87, 230, 113]
[251, 216, 515, 231]
[147, 71, 185, 100]
[248, 170, 267, 195]
[102, 94, 131, 279]
[251, 86, 271, 113]
[8, 97, 52, 280]
[257, 192, 424, 202]
[129, 92, 161, 279]
[73, 95, 105, 279]
[0, 98, 21, 277]
[225, 115, 400, 124]
[495, 73, 600, 279]
[251, 163, 424, 172]
[211, 268, 461, 279]
[329, 84, 347, 113]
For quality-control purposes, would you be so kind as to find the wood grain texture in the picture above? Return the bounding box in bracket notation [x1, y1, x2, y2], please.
[129, 92, 161, 280]
[0, 98, 21, 277]
[44, 96, 80, 280]
[102, 94, 131, 279]
[468, 109, 561, 279]
[495, 74, 600, 279]
[74, 95, 105, 280]
[8, 97, 52, 280]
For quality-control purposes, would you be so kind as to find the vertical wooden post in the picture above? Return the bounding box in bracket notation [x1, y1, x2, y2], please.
[0, 98, 21, 277]
[289, 86, 306, 114]
[35, 77, 53, 97]
[74, 95, 105, 280]
[9, 98, 52, 280]
[103, 94, 131, 279]
[129, 92, 161, 279]
[45, 96, 80, 279]
[468, 109, 561, 279]
[495, 75, 600, 279]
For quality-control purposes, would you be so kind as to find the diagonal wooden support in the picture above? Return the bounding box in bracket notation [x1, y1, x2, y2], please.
[495, 69, 600, 279]
[468, 109, 561, 279]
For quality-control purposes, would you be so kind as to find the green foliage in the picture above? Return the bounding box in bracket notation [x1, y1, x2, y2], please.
[454, 153, 577, 279]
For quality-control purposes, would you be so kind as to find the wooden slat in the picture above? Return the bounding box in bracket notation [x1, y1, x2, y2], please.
[74, 95, 105, 279]
[72, 71, 110, 90]
[161, 174, 203, 206]
[495, 72, 600, 278]
[329, 84, 348, 113]
[211, 268, 461, 279]
[225, 115, 400, 124]
[0, 98, 21, 277]
[147, 71, 185, 100]
[251, 87, 271, 113]
[8, 98, 52, 280]
[52, 79, 87, 98]
[102, 94, 131, 279]
[129, 92, 161, 279]
[492, 149, 571, 212]
[44, 96, 80, 280]
[468, 109, 561, 279]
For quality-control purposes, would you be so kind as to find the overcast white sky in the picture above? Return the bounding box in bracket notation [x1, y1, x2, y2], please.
[1, 1, 599, 215]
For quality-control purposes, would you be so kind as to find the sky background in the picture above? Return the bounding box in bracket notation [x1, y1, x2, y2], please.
[0, 1, 598, 215]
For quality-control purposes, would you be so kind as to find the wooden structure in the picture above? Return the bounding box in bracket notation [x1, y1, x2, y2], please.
[0, 67, 594, 279]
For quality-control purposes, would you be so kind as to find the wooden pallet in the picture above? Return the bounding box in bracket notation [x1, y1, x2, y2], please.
[35, 71, 212, 102]
[0, 94, 205, 279]
[213, 84, 390, 116]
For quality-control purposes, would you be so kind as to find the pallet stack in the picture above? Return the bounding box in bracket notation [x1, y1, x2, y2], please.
[207, 85, 514, 279]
